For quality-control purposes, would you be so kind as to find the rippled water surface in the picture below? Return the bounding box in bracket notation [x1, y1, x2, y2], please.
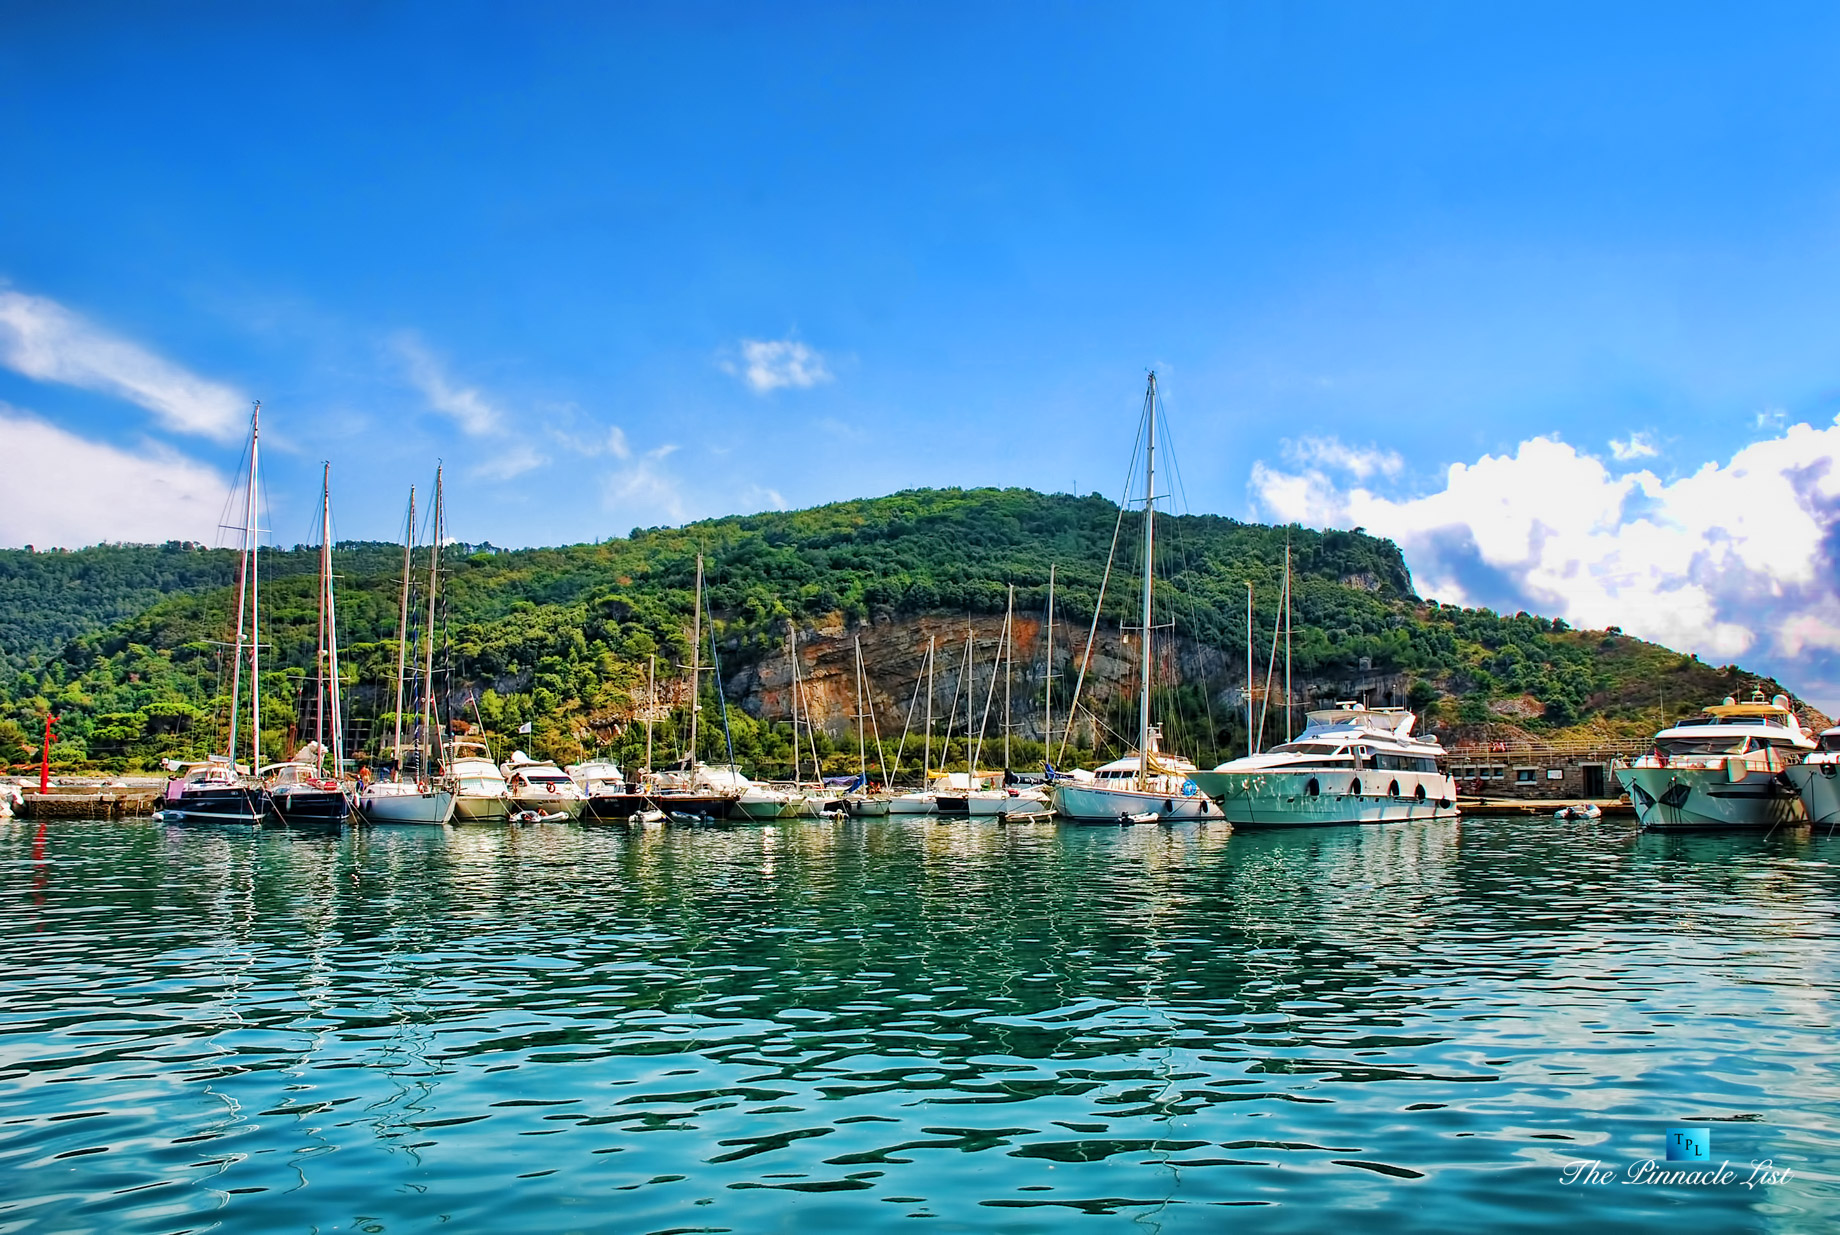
[3, 815, 1837, 1232]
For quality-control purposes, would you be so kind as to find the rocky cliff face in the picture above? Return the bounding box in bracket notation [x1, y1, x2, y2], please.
[722, 611, 1427, 742]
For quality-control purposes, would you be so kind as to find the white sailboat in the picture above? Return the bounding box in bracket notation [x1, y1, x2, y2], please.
[1049, 373, 1217, 825]
[359, 469, 455, 825]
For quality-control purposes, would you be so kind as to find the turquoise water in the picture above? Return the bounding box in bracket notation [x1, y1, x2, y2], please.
[2, 815, 1836, 1233]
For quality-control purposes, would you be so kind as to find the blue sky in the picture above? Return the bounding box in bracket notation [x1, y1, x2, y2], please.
[4, 2, 1840, 706]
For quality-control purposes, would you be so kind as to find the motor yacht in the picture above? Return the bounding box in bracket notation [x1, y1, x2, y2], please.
[1614, 693, 1814, 830]
[502, 751, 588, 820]
[1786, 725, 1840, 825]
[447, 740, 511, 823]
[1189, 704, 1458, 827]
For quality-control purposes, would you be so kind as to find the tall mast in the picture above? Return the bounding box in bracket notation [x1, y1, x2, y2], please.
[249, 402, 262, 773]
[324, 467, 346, 780]
[392, 487, 415, 769]
[1043, 565, 1055, 762]
[1246, 582, 1254, 759]
[421, 466, 442, 776]
[315, 463, 331, 774]
[963, 629, 974, 777]
[1283, 538, 1293, 742]
[854, 637, 868, 784]
[645, 654, 655, 772]
[687, 553, 703, 766]
[1003, 584, 1014, 770]
[923, 635, 934, 784]
[788, 626, 802, 785]
[1137, 373, 1157, 792]
[226, 403, 259, 765]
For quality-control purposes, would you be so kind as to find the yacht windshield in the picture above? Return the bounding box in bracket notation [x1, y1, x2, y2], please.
[1658, 736, 1748, 756]
[1823, 734, 1840, 753]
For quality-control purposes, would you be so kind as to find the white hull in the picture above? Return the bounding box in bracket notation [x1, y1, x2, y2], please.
[1617, 765, 1806, 831]
[359, 788, 457, 825]
[1050, 782, 1219, 824]
[1786, 762, 1840, 824]
[452, 792, 510, 823]
[1192, 769, 1458, 827]
[887, 793, 938, 816]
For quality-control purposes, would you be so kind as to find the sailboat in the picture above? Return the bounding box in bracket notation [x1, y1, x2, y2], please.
[161, 402, 269, 824]
[1049, 374, 1217, 825]
[358, 469, 456, 825]
[264, 463, 354, 827]
[840, 637, 892, 815]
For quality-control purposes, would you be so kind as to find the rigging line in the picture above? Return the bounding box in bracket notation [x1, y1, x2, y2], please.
[1255, 565, 1287, 751]
[888, 639, 929, 785]
[937, 633, 971, 770]
[970, 605, 1009, 775]
[1056, 404, 1148, 766]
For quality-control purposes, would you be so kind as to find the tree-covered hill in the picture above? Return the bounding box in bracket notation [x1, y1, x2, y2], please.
[0, 488, 1821, 774]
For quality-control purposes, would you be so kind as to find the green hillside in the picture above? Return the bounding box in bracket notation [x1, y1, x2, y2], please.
[0, 488, 1817, 775]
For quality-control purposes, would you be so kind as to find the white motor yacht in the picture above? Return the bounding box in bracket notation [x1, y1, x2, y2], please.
[502, 751, 588, 820]
[1786, 725, 1840, 824]
[1189, 704, 1458, 827]
[1614, 693, 1814, 830]
[1050, 727, 1218, 824]
[569, 760, 626, 796]
[446, 740, 511, 822]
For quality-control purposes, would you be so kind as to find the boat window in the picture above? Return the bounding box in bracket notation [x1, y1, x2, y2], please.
[1657, 737, 1748, 756]
[1823, 734, 1840, 753]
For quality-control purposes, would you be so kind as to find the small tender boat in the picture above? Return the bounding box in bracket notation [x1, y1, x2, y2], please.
[1553, 802, 1603, 821]
[1615, 692, 1814, 831]
[0, 781, 20, 818]
[502, 751, 588, 821]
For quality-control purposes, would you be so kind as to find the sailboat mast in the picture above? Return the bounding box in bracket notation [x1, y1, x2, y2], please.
[325, 469, 346, 780]
[788, 627, 802, 786]
[1003, 585, 1014, 770]
[421, 466, 442, 777]
[923, 636, 934, 784]
[854, 638, 867, 783]
[1283, 539, 1293, 742]
[1137, 373, 1157, 792]
[1246, 582, 1254, 759]
[688, 553, 702, 766]
[225, 405, 259, 764]
[249, 403, 262, 773]
[645, 654, 655, 772]
[963, 629, 974, 777]
[1043, 565, 1055, 761]
[315, 464, 332, 774]
[392, 487, 415, 769]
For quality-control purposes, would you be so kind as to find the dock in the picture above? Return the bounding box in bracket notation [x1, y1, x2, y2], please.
[12, 784, 163, 819]
[1458, 796, 1634, 817]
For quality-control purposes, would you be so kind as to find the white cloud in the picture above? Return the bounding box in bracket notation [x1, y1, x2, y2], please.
[1282, 436, 1403, 479]
[603, 455, 691, 524]
[1608, 432, 1659, 461]
[724, 338, 832, 394]
[605, 426, 631, 460]
[0, 405, 231, 547]
[395, 334, 501, 435]
[0, 289, 247, 440]
[469, 443, 542, 481]
[1252, 420, 1840, 709]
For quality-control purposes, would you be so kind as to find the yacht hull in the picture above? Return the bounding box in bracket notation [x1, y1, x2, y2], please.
[887, 794, 937, 816]
[359, 788, 457, 825]
[452, 793, 510, 823]
[1050, 782, 1218, 824]
[1617, 765, 1806, 831]
[265, 787, 351, 828]
[1192, 769, 1459, 827]
[162, 785, 266, 824]
[1786, 762, 1840, 824]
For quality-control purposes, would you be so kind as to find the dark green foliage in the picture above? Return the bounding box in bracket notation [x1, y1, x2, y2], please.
[0, 489, 1812, 772]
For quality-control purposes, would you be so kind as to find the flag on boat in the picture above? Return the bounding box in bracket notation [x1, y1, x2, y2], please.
[518, 721, 533, 734]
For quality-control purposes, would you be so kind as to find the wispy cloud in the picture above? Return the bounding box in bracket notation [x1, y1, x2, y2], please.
[723, 337, 832, 394]
[1609, 431, 1659, 461]
[1281, 436, 1403, 480]
[0, 404, 231, 547]
[395, 334, 502, 435]
[0, 289, 247, 440]
[1251, 421, 1840, 710]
